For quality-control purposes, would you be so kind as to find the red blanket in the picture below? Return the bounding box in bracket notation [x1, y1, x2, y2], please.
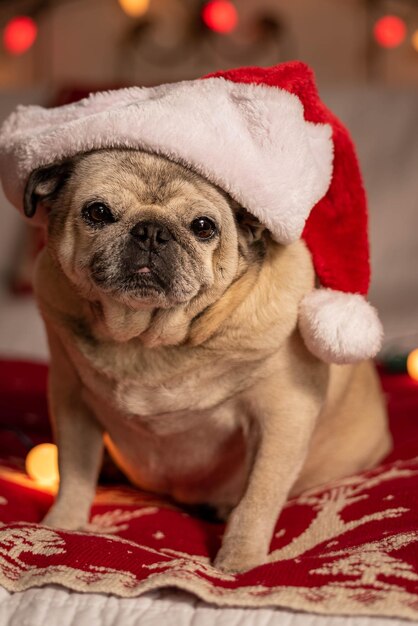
[0, 360, 417, 620]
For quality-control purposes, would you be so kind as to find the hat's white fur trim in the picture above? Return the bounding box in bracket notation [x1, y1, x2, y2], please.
[0, 78, 333, 244]
[299, 289, 383, 364]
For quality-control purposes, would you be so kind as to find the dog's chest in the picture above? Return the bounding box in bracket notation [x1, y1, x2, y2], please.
[68, 335, 256, 503]
[69, 333, 259, 431]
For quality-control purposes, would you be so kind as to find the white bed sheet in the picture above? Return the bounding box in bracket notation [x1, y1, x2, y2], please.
[0, 586, 408, 626]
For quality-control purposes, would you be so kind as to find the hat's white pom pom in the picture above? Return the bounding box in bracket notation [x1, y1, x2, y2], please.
[298, 289, 383, 364]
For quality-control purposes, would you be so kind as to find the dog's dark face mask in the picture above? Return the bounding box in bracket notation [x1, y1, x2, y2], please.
[24, 149, 266, 310]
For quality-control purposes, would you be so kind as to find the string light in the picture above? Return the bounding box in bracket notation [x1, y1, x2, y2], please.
[373, 15, 406, 49]
[26, 443, 59, 488]
[202, 1, 238, 34]
[118, 0, 150, 18]
[3, 16, 37, 55]
[411, 29, 418, 53]
[407, 349, 418, 382]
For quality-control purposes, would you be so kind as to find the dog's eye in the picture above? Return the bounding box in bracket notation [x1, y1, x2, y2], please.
[82, 202, 115, 226]
[190, 217, 217, 240]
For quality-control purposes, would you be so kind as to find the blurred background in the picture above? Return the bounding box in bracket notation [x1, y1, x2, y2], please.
[0, 0, 417, 367]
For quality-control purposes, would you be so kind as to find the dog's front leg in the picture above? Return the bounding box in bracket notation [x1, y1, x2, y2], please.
[42, 329, 104, 530]
[214, 360, 326, 573]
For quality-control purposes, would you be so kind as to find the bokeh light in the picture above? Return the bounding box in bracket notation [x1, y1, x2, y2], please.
[118, 0, 150, 18]
[202, 1, 238, 34]
[411, 29, 418, 53]
[26, 443, 59, 487]
[3, 16, 37, 56]
[407, 349, 418, 382]
[373, 15, 406, 49]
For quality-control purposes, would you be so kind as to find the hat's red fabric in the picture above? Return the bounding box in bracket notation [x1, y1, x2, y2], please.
[207, 62, 370, 296]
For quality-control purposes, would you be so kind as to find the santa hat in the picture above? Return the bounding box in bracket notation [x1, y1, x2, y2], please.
[0, 61, 382, 364]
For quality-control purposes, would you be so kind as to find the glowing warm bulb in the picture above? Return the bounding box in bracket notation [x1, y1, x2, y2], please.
[26, 443, 59, 487]
[412, 30, 418, 52]
[118, 0, 150, 18]
[407, 349, 418, 382]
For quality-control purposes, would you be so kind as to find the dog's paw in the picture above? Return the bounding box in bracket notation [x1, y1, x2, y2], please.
[214, 545, 265, 573]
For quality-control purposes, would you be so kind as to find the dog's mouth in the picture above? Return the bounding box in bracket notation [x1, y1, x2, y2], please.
[89, 250, 199, 306]
[91, 261, 175, 308]
[118, 265, 168, 293]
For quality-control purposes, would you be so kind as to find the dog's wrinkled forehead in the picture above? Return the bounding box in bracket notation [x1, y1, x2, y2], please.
[70, 150, 228, 212]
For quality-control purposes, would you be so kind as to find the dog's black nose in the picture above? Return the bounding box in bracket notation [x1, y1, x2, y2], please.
[130, 220, 173, 249]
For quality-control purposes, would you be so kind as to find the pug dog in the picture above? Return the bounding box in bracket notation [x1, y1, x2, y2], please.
[27, 148, 391, 573]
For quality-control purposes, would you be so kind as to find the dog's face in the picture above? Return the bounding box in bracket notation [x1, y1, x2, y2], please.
[25, 150, 266, 310]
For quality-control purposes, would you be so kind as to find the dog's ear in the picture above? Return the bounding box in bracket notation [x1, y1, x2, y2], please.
[235, 206, 266, 243]
[23, 160, 74, 218]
